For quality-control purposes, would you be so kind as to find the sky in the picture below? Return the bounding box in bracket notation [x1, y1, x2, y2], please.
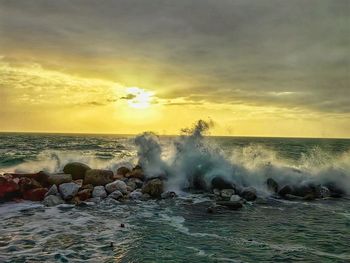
[0, 0, 349, 137]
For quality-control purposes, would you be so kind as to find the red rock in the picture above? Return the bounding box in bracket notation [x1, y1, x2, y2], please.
[0, 175, 20, 199]
[77, 189, 92, 201]
[6, 171, 49, 187]
[23, 188, 48, 201]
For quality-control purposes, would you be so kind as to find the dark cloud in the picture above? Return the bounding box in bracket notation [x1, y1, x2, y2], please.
[120, 94, 137, 100]
[0, 0, 349, 114]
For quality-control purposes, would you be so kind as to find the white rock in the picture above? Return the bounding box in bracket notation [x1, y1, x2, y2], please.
[92, 186, 107, 198]
[230, 195, 241, 202]
[105, 180, 128, 194]
[43, 195, 65, 206]
[59, 182, 80, 200]
[129, 191, 143, 200]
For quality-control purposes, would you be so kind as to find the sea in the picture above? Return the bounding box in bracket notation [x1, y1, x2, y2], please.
[0, 132, 349, 263]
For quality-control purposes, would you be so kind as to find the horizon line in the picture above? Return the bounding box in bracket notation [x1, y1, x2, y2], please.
[0, 130, 349, 140]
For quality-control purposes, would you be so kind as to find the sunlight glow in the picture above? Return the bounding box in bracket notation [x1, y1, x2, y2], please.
[126, 87, 154, 109]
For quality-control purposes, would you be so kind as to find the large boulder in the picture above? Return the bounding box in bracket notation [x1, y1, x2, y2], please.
[92, 186, 107, 198]
[23, 188, 48, 201]
[292, 185, 315, 197]
[59, 182, 80, 200]
[116, 166, 131, 177]
[0, 175, 20, 200]
[84, 169, 113, 186]
[43, 195, 65, 206]
[63, 162, 91, 180]
[278, 185, 293, 197]
[126, 166, 145, 180]
[325, 182, 346, 198]
[211, 177, 234, 190]
[240, 187, 257, 201]
[105, 180, 128, 194]
[47, 173, 72, 185]
[142, 178, 164, 198]
[266, 178, 279, 193]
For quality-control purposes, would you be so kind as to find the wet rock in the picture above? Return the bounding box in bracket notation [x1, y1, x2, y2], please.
[142, 178, 164, 198]
[278, 185, 293, 197]
[127, 178, 144, 190]
[59, 182, 80, 200]
[81, 184, 94, 191]
[63, 162, 91, 180]
[92, 186, 107, 198]
[266, 178, 279, 193]
[129, 190, 143, 200]
[18, 177, 42, 193]
[230, 195, 241, 202]
[23, 188, 48, 201]
[116, 166, 131, 177]
[207, 206, 216, 214]
[325, 182, 345, 198]
[127, 166, 145, 180]
[43, 195, 65, 206]
[315, 185, 331, 199]
[220, 189, 235, 200]
[47, 173, 72, 186]
[84, 169, 114, 186]
[45, 185, 59, 197]
[161, 191, 177, 199]
[240, 187, 257, 201]
[0, 175, 20, 200]
[141, 193, 151, 201]
[108, 190, 123, 200]
[217, 201, 243, 210]
[211, 177, 234, 190]
[77, 189, 92, 201]
[105, 180, 128, 194]
[292, 185, 315, 197]
[213, 188, 221, 196]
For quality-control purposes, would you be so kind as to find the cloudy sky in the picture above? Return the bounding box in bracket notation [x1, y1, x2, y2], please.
[0, 0, 349, 137]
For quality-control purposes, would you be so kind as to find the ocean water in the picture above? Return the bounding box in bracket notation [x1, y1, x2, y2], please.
[0, 132, 350, 263]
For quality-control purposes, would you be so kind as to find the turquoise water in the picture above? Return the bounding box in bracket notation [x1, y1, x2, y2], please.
[0, 133, 349, 262]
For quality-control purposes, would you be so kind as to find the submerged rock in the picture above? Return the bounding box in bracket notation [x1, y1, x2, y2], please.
[142, 178, 164, 198]
[92, 186, 107, 198]
[59, 182, 80, 200]
[216, 201, 243, 210]
[211, 177, 234, 190]
[266, 178, 279, 193]
[43, 195, 65, 206]
[47, 173, 72, 186]
[84, 169, 113, 186]
[240, 187, 257, 201]
[105, 180, 128, 194]
[161, 191, 177, 199]
[63, 162, 91, 180]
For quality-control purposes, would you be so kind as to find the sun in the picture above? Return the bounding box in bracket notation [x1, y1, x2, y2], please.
[126, 87, 154, 109]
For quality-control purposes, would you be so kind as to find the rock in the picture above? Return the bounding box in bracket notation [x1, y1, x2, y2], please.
[315, 185, 331, 199]
[216, 201, 243, 210]
[59, 182, 80, 200]
[108, 190, 123, 200]
[129, 190, 143, 200]
[105, 180, 128, 194]
[240, 187, 257, 201]
[116, 166, 131, 176]
[207, 206, 216, 214]
[230, 195, 241, 202]
[63, 162, 91, 180]
[113, 174, 125, 180]
[141, 193, 151, 201]
[142, 178, 164, 198]
[84, 169, 114, 186]
[127, 167, 145, 180]
[23, 188, 48, 201]
[303, 194, 316, 201]
[69, 196, 82, 205]
[213, 188, 221, 196]
[81, 184, 94, 191]
[45, 185, 59, 197]
[220, 189, 235, 200]
[92, 186, 107, 198]
[43, 195, 65, 206]
[74, 179, 83, 188]
[191, 174, 207, 190]
[325, 182, 345, 198]
[278, 185, 293, 197]
[127, 178, 144, 189]
[47, 173, 72, 185]
[292, 185, 315, 197]
[0, 175, 20, 199]
[266, 178, 279, 193]
[6, 172, 49, 187]
[161, 191, 177, 199]
[77, 189, 92, 201]
[211, 177, 234, 190]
